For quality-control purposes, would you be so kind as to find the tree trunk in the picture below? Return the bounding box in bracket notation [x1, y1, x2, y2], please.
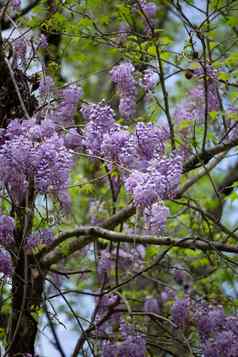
[7, 183, 42, 356]
[8, 252, 44, 356]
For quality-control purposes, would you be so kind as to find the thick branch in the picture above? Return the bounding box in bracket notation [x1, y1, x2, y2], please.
[183, 137, 238, 172]
[41, 225, 238, 269]
[37, 203, 136, 260]
[208, 159, 238, 222]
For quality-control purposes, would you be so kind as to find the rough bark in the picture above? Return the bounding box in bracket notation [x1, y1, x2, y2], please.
[9, 254, 44, 356]
[7, 185, 44, 356]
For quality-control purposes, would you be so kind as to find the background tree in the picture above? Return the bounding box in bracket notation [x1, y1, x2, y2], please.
[0, 0, 238, 356]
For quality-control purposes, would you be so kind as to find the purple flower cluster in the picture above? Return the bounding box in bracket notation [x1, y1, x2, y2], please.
[101, 121, 169, 171]
[53, 84, 82, 127]
[193, 304, 238, 356]
[144, 297, 160, 314]
[142, 68, 159, 91]
[34, 133, 73, 194]
[0, 126, 35, 203]
[97, 249, 113, 280]
[64, 128, 83, 150]
[111, 62, 137, 119]
[81, 101, 115, 155]
[144, 203, 170, 233]
[170, 299, 238, 356]
[102, 321, 146, 357]
[25, 229, 54, 251]
[39, 76, 55, 97]
[175, 66, 220, 142]
[95, 294, 121, 336]
[125, 152, 182, 231]
[0, 119, 73, 207]
[81, 101, 115, 128]
[13, 38, 27, 63]
[101, 124, 130, 165]
[171, 297, 191, 328]
[195, 305, 225, 338]
[139, 0, 158, 17]
[193, 64, 218, 80]
[204, 331, 238, 357]
[96, 294, 119, 316]
[11, 0, 21, 10]
[0, 250, 13, 276]
[117, 22, 129, 43]
[136, 0, 158, 36]
[0, 215, 15, 247]
[81, 99, 178, 232]
[125, 171, 157, 206]
[133, 122, 169, 162]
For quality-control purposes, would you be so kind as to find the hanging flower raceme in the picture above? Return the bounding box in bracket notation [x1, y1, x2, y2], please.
[100, 122, 169, 171]
[13, 37, 27, 64]
[64, 128, 83, 150]
[11, 0, 21, 9]
[101, 124, 130, 166]
[171, 297, 191, 328]
[0, 215, 15, 247]
[0, 250, 13, 276]
[139, 0, 158, 17]
[144, 203, 170, 233]
[142, 68, 159, 91]
[168, 298, 238, 357]
[34, 133, 73, 194]
[117, 22, 130, 43]
[25, 229, 54, 252]
[39, 76, 55, 97]
[148, 153, 183, 198]
[174, 65, 220, 144]
[144, 297, 160, 314]
[81, 101, 115, 128]
[136, 0, 158, 36]
[110, 61, 137, 119]
[81, 101, 116, 155]
[0, 119, 73, 207]
[52, 84, 82, 127]
[133, 122, 169, 162]
[125, 152, 182, 231]
[102, 320, 146, 357]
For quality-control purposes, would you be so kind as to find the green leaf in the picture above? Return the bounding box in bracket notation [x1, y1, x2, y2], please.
[209, 111, 218, 121]
[147, 45, 156, 56]
[178, 119, 192, 130]
[226, 191, 238, 201]
[218, 72, 230, 81]
[227, 16, 238, 26]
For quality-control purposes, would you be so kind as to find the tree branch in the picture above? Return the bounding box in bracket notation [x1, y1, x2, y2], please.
[41, 225, 238, 269]
[37, 203, 136, 260]
[183, 137, 238, 172]
[2, 0, 41, 30]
